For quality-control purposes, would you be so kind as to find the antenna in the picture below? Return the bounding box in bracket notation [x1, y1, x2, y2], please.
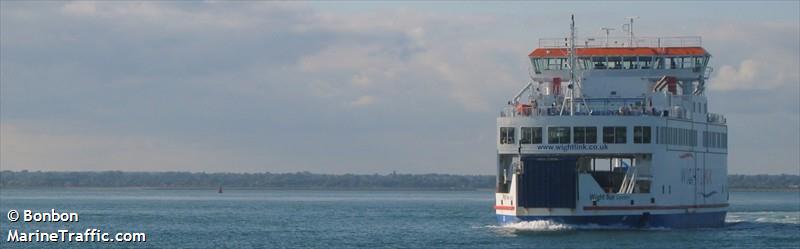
[601, 27, 615, 47]
[624, 16, 639, 47]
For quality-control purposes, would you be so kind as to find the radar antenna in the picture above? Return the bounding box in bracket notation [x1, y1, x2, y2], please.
[624, 16, 639, 47]
[601, 27, 615, 47]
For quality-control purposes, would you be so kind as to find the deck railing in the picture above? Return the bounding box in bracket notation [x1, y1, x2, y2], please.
[500, 105, 666, 118]
[707, 113, 727, 124]
[501, 106, 725, 124]
[538, 36, 702, 48]
[500, 103, 715, 122]
[499, 96, 726, 124]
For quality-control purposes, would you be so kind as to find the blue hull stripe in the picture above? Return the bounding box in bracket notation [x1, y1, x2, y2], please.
[497, 211, 726, 228]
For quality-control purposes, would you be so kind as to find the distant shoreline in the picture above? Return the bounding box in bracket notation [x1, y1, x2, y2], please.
[2, 171, 798, 191]
[0, 186, 493, 191]
[0, 186, 796, 193]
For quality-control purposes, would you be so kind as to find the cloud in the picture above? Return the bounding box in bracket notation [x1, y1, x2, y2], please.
[350, 73, 371, 87]
[712, 55, 798, 91]
[705, 21, 800, 91]
[349, 95, 376, 107]
[290, 8, 527, 112]
[714, 60, 762, 90]
[61, 1, 97, 16]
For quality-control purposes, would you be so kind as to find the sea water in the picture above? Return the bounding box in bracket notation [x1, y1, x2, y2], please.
[0, 189, 797, 248]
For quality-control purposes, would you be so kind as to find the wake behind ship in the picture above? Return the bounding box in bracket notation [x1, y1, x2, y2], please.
[495, 17, 728, 228]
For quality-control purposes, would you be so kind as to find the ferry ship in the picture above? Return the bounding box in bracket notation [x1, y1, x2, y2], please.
[495, 17, 728, 228]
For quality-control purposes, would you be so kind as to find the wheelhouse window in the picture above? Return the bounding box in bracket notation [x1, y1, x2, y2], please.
[655, 57, 665, 69]
[638, 56, 653, 69]
[607, 56, 622, 69]
[592, 57, 607, 69]
[548, 127, 571, 144]
[577, 57, 591, 70]
[568, 55, 705, 71]
[634, 126, 651, 144]
[573, 127, 597, 144]
[666, 57, 678, 69]
[682, 57, 696, 69]
[603, 126, 627, 144]
[698, 56, 709, 69]
[622, 56, 637, 69]
[533, 57, 578, 72]
[520, 127, 543, 144]
[531, 58, 544, 73]
[547, 58, 566, 70]
[500, 127, 515, 144]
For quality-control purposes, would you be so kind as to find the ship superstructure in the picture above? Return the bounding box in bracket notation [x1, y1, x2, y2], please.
[495, 17, 728, 228]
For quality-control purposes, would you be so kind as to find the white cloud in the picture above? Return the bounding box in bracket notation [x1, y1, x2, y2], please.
[349, 95, 376, 107]
[714, 59, 762, 90]
[351, 73, 371, 87]
[293, 9, 525, 112]
[705, 22, 800, 91]
[711, 56, 798, 91]
[61, 1, 97, 16]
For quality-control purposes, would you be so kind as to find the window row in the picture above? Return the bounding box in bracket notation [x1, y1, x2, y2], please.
[704, 131, 728, 149]
[500, 126, 651, 145]
[532, 56, 708, 72]
[505, 125, 725, 148]
[656, 127, 697, 146]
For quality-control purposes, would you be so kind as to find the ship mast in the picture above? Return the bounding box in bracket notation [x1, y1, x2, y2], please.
[560, 15, 578, 116]
[559, 15, 592, 116]
[569, 15, 576, 115]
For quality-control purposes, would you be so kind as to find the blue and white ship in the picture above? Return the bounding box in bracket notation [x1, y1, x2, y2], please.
[495, 17, 728, 228]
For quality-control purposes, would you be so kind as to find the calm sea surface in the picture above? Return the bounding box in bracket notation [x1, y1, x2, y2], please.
[0, 189, 797, 248]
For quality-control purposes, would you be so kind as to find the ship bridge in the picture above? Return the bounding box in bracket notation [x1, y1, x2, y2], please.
[527, 36, 711, 100]
[503, 36, 722, 124]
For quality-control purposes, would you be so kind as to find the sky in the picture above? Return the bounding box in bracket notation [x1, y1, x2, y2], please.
[1, 1, 798, 175]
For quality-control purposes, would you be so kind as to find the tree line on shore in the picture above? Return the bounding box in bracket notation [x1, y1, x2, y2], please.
[0, 170, 797, 190]
[0, 171, 492, 189]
